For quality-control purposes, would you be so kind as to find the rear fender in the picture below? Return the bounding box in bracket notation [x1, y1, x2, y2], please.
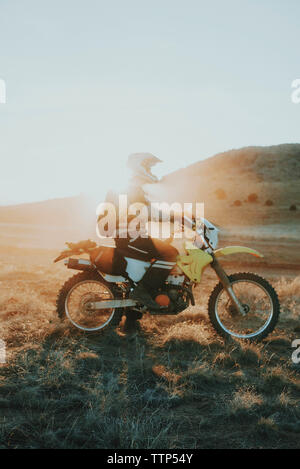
[64, 258, 96, 271]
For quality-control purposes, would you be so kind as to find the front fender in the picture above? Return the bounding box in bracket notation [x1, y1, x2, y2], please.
[214, 246, 264, 258]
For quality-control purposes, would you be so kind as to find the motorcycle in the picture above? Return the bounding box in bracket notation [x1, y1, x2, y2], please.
[54, 219, 280, 341]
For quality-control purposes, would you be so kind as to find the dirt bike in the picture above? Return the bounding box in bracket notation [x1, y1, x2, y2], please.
[54, 219, 280, 341]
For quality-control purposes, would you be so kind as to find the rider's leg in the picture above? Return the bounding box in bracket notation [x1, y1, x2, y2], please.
[129, 237, 178, 309]
[114, 236, 178, 310]
[111, 236, 160, 309]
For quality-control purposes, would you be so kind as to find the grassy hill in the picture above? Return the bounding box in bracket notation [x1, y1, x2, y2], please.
[153, 143, 300, 227]
[164, 143, 300, 200]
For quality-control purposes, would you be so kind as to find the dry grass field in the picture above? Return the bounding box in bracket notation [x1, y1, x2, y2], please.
[0, 144, 300, 448]
[0, 242, 299, 449]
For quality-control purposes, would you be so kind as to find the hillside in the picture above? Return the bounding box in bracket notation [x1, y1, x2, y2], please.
[1, 143, 300, 248]
[0, 194, 94, 226]
[164, 143, 300, 198]
[0, 195, 97, 249]
[146, 143, 300, 229]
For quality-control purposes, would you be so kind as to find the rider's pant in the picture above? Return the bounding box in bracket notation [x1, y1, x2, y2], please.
[114, 236, 178, 290]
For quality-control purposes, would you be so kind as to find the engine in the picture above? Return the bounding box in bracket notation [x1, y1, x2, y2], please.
[154, 268, 191, 314]
[154, 285, 190, 313]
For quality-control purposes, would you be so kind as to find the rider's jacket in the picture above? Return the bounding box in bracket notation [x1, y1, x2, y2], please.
[103, 170, 154, 241]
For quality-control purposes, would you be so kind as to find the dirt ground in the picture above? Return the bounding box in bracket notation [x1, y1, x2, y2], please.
[0, 233, 299, 449]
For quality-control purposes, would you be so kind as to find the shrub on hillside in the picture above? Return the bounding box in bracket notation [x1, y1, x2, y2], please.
[265, 200, 274, 206]
[289, 204, 297, 211]
[215, 188, 227, 200]
[247, 193, 258, 203]
[233, 200, 242, 207]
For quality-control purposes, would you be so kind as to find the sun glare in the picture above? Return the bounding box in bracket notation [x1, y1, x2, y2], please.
[84, 159, 131, 213]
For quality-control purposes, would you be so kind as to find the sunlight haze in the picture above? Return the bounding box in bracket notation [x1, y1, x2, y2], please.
[0, 0, 299, 204]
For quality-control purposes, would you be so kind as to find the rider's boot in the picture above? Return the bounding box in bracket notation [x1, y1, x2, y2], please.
[122, 310, 143, 334]
[123, 318, 141, 334]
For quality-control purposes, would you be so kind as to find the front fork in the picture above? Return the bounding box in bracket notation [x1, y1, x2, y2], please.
[210, 254, 246, 316]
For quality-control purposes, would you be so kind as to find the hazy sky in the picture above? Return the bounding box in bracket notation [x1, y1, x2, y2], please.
[0, 0, 299, 204]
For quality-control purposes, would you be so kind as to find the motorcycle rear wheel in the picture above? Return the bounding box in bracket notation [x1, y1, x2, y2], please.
[56, 272, 123, 332]
[208, 272, 280, 342]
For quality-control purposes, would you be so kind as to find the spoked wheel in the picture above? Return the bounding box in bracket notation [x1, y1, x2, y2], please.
[56, 272, 122, 331]
[208, 272, 280, 341]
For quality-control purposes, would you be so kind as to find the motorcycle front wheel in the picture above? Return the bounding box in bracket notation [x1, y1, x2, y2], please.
[56, 272, 122, 332]
[208, 272, 280, 341]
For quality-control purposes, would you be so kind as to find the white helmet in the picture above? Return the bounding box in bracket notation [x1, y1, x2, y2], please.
[127, 153, 162, 183]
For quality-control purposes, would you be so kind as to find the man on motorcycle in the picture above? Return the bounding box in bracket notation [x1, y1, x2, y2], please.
[103, 153, 179, 331]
